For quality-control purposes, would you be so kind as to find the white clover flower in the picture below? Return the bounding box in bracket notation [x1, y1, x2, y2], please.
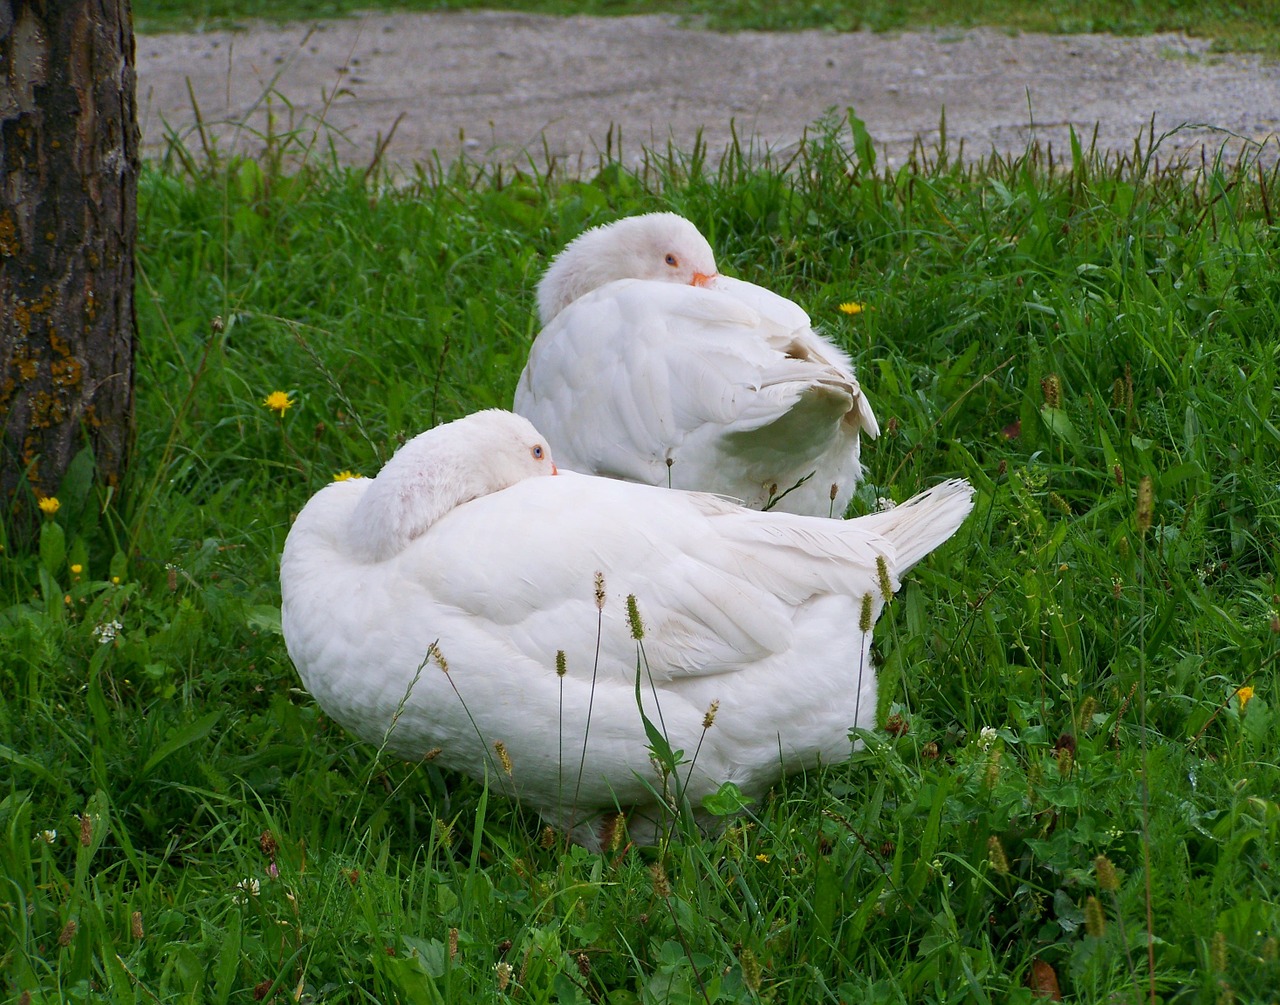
[233, 877, 261, 903]
[34, 829, 57, 844]
[978, 726, 998, 750]
[92, 620, 123, 644]
[876, 496, 897, 511]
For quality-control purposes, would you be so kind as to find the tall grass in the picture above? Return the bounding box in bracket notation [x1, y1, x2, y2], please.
[3, 110, 1279, 1001]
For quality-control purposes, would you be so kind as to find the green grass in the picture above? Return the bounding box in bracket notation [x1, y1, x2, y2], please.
[4, 113, 1280, 1002]
[133, 0, 1280, 57]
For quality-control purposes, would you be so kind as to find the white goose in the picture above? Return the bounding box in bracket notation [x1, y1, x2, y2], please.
[280, 410, 972, 848]
[514, 212, 880, 517]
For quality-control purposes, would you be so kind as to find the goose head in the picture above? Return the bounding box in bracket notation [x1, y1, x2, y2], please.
[348, 410, 557, 562]
[536, 212, 719, 325]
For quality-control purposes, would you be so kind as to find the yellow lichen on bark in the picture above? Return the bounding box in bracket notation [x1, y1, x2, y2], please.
[51, 354, 82, 389]
[0, 210, 18, 257]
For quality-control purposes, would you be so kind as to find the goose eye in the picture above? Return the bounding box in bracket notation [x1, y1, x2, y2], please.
[531, 444, 545, 460]
[664, 253, 679, 267]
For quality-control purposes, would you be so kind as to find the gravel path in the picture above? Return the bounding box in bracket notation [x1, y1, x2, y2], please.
[136, 11, 1280, 171]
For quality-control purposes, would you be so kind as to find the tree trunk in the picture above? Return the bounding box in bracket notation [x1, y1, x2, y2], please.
[0, 0, 138, 533]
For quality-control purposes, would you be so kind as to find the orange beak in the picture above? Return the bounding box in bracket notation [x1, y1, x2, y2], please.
[691, 272, 717, 288]
[552, 463, 559, 475]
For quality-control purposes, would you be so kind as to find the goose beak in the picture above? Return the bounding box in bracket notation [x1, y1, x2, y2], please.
[691, 272, 717, 288]
[552, 463, 559, 475]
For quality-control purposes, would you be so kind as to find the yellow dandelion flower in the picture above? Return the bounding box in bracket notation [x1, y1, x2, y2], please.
[111, 576, 120, 585]
[38, 496, 61, 516]
[332, 470, 363, 482]
[838, 301, 865, 315]
[263, 390, 293, 416]
[70, 564, 83, 575]
[1236, 686, 1255, 712]
[754, 853, 770, 863]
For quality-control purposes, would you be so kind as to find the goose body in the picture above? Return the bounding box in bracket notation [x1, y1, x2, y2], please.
[514, 213, 879, 516]
[280, 410, 972, 847]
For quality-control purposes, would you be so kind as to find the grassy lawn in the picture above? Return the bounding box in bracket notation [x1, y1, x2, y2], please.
[4, 113, 1280, 1000]
[133, 0, 1280, 56]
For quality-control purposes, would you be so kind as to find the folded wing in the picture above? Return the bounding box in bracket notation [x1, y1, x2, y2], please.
[514, 278, 878, 513]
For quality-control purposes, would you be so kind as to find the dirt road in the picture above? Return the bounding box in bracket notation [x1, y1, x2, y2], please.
[136, 11, 1280, 171]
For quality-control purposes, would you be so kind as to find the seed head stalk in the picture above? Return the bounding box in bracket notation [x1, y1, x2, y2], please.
[1095, 854, 1140, 989]
[572, 573, 608, 830]
[1135, 476, 1157, 1005]
[683, 700, 719, 795]
[433, 641, 506, 783]
[556, 649, 567, 826]
[854, 593, 874, 738]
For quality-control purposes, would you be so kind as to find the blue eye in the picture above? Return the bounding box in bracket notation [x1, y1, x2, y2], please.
[532, 445, 544, 460]
[665, 253, 678, 267]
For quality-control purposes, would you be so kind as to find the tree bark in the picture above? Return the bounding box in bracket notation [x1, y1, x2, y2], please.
[0, 0, 138, 531]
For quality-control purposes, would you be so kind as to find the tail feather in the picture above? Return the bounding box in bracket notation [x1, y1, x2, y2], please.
[857, 479, 975, 573]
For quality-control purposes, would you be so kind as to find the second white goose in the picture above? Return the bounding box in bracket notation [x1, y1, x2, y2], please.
[514, 212, 880, 516]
